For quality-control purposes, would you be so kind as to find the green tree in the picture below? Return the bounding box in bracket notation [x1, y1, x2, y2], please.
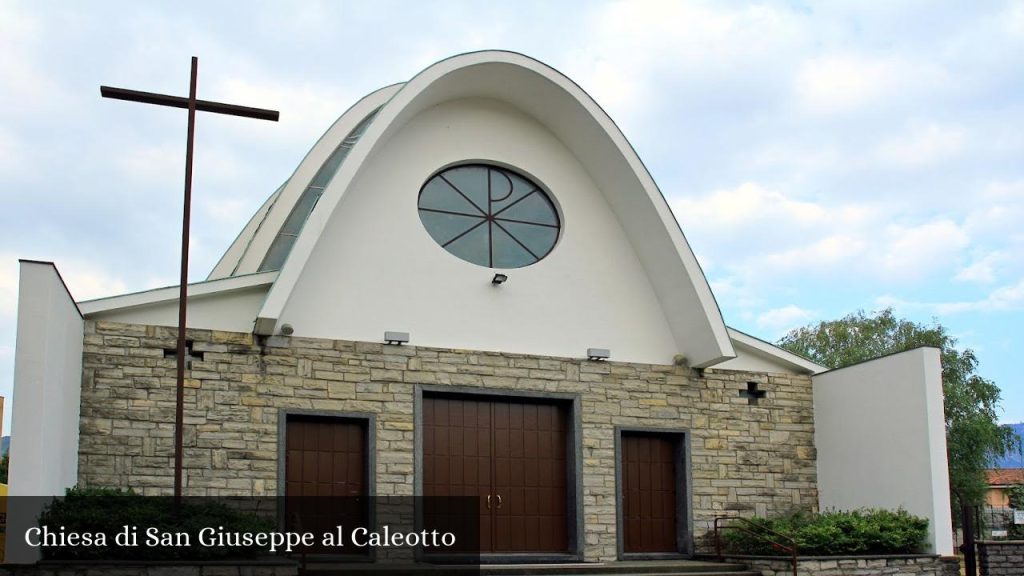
[778, 308, 1020, 506]
[0, 452, 7, 484]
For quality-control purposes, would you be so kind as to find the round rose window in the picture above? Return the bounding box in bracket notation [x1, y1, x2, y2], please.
[417, 164, 560, 268]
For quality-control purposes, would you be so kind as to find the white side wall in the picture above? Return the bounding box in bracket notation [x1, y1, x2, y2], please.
[278, 97, 680, 364]
[813, 347, 953, 555]
[8, 262, 85, 562]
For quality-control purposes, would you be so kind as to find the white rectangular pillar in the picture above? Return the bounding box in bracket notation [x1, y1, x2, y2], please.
[8, 261, 85, 563]
[813, 347, 953, 555]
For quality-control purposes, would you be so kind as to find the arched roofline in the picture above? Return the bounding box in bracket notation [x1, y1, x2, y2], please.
[256, 50, 735, 367]
[208, 83, 404, 280]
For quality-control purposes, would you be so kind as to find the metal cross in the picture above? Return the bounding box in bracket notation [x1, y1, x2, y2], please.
[102, 56, 278, 503]
[740, 381, 767, 405]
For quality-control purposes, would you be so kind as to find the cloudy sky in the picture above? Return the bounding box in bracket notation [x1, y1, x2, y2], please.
[2, 0, 1022, 428]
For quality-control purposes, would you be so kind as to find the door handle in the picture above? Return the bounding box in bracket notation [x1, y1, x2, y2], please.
[486, 494, 492, 509]
[496, 494, 502, 509]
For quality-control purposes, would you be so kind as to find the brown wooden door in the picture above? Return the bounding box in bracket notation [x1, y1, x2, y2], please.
[424, 396, 569, 554]
[286, 417, 366, 496]
[622, 433, 678, 554]
[424, 396, 495, 550]
[285, 416, 367, 554]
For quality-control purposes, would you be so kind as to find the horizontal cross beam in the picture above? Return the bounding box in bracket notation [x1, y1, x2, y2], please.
[100, 86, 279, 122]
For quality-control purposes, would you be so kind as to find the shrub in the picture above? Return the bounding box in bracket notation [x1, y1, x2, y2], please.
[722, 508, 928, 556]
[37, 486, 275, 560]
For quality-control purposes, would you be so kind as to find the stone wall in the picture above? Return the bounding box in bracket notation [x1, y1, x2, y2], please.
[978, 540, 1024, 575]
[729, 555, 960, 576]
[78, 321, 818, 561]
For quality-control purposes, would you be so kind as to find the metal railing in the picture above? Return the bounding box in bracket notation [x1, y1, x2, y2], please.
[713, 515, 799, 576]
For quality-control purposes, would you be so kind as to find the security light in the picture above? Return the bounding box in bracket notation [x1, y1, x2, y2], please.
[587, 348, 610, 361]
[492, 273, 508, 285]
[384, 331, 410, 345]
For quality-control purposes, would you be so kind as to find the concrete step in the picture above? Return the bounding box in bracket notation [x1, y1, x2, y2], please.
[300, 560, 758, 576]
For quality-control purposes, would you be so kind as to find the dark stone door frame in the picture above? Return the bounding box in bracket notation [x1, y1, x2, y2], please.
[414, 384, 584, 563]
[615, 426, 694, 559]
[276, 409, 378, 562]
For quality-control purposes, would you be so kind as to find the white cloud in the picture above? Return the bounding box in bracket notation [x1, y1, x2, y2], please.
[938, 279, 1024, 314]
[880, 278, 1024, 315]
[674, 182, 827, 228]
[0, 258, 108, 331]
[0, 1, 71, 117]
[0, 259, 18, 320]
[212, 77, 360, 147]
[0, 253, 129, 315]
[747, 141, 843, 173]
[0, 127, 23, 176]
[1007, 2, 1024, 39]
[880, 219, 969, 280]
[964, 180, 1024, 240]
[113, 141, 184, 185]
[567, 1, 807, 118]
[794, 54, 948, 115]
[673, 182, 885, 277]
[604, 1, 797, 67]
[202, 196, 251, 226]
[763, 234, 868, 272]
[955, 252, 1006, 284]
[876, 122, 967, 167]
[795, 55, 898, 115]
[756, 305, 816, 334]
[676, 182, 977, 290]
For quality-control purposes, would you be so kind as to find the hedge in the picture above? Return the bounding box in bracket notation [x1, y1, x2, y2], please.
[722, 508, 929, 556]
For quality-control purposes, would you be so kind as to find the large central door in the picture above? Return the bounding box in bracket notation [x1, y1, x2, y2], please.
[424, 395, 569, 553]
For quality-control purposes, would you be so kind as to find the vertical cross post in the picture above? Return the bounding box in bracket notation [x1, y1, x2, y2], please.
[172, 56, 199, 507]
[101, 57, 278, 504]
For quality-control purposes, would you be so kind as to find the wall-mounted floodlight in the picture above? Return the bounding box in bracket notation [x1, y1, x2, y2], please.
[384, 331, 410, 345]
[279, 323, 294, 336]
[587, 348, 611, 361]
[492, 273, 508, 285]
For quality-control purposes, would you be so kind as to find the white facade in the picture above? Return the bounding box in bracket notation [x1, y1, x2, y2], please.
[813, 347, 953, 555]
[277, 97, 689, 364]
[251, 52, 735, 368]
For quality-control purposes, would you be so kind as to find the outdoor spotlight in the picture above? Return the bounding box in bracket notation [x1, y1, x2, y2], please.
[587, 348, 611, 361]
[492, 273, 508, 285]
[384, 331, 410, 345]
[279, 323, 294, 336]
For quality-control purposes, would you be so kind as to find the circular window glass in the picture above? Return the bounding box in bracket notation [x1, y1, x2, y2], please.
[418, 164, 560, 268]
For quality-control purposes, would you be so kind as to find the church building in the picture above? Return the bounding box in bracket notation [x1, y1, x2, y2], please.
[10, 51, 953, 562]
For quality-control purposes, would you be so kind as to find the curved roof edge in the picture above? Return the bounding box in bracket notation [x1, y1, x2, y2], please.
[208, 182, 285, 279]
[254, 50, 735, 367]
[208, 83, 405, 280]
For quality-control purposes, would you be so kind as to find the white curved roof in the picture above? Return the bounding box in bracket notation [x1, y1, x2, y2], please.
[208, 83, 404, 279]
[215, 50, 734, 367]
